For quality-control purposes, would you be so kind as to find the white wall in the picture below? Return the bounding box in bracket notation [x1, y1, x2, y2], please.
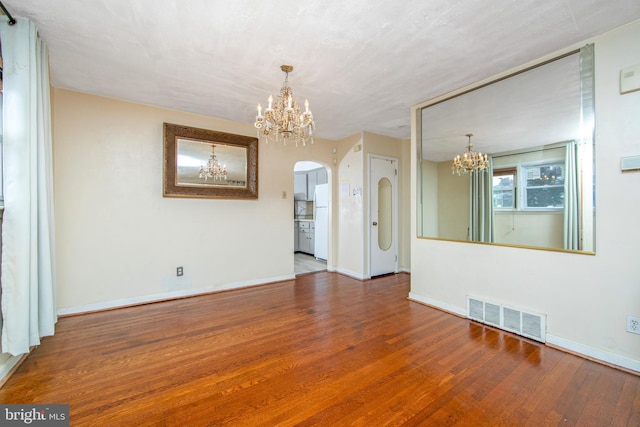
[53, 89, 338, 311]
[410, 20, 640, 372]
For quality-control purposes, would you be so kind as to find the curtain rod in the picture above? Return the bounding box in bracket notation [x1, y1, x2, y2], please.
[0, 1, 16, 25]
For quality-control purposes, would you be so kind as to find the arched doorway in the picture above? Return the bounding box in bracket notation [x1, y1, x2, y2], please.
[293, 161, 329, 275]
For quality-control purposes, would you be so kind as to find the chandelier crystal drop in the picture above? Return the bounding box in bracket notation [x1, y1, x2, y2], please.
[451, 133, 489, 175]
[199, 144, 227, 181]
[254, 65, 315, 147]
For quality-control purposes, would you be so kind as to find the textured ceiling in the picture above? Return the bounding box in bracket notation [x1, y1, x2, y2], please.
[3, 0, 640, 141]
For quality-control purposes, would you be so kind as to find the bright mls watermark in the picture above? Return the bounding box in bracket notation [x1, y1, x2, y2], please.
[0, 405, 69, 426]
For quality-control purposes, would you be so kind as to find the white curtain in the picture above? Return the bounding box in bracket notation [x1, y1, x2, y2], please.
[1, 18, 57, 356]
[468, 158, 495, 243]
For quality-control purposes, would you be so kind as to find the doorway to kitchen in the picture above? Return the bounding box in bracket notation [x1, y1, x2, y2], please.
[294, 161, 329, 275]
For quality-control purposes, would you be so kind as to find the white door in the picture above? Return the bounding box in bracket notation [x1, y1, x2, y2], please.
[370, 156, 398, 277]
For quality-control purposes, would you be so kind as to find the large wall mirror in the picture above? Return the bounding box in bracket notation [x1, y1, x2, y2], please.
[163, 123, 258, 199]
[417, 45, 595, 253]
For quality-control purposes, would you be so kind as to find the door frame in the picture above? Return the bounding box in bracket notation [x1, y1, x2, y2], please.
[368, 154, 399, 278]
[293, 161, 332, 274]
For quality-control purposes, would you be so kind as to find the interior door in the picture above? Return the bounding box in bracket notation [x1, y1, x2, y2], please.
[370, 156, 398, 277]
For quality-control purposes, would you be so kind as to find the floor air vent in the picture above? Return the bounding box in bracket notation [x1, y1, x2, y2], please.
[466, 296, 546, 342]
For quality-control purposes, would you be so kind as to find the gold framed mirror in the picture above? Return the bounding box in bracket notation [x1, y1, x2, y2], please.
[163, 123, 258, 199]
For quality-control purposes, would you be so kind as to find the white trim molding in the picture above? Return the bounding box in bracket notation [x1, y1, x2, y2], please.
[546, 334, 640, 374]
[408, 292, 640, 374]
[0, 353, 27, 386]
[57, 274, 295, 316]
[336, 267, 367, 281]
[407, 292, 466, 317]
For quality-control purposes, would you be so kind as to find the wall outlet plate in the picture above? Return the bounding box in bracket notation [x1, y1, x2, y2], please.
[177, 266, 184, 277]
[627, 316, 640, 335]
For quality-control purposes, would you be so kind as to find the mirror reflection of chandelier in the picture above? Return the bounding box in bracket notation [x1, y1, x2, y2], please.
[199, 145, 227, 181]
[451, 133, 489, 175]
[254, 65, 315, 147]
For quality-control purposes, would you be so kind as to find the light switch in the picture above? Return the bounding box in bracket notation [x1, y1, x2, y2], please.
[620, 64, 640, 94]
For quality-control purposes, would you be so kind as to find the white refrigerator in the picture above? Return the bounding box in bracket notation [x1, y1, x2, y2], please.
[314, 183, 328, 260]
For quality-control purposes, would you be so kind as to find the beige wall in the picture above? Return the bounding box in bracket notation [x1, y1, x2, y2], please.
[52, 89, 410, 311]
[494, 212, 563, 248]
[399, 135, 412, 271]
[336, 135, 365, 278]
[419, 160, 438, 236]
[410, 20, 640, 372]
[334, 131, 411, 279]
[437, 162, 469, 240]
[53, 90, 341, 310]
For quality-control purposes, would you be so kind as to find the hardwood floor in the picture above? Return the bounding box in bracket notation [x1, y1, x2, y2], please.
[1, 272, 638, 426]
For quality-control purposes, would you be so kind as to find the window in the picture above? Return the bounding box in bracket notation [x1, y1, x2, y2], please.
[523, 163, 564, 209]
[493, 167, 516, 209]
[493, 162, 564, 211]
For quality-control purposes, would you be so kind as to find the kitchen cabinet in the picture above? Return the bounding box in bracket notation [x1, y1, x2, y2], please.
[294, 173, 307, 200]
[297, 221, 315, 255]
[294, 168, 328, 201]
[294, 222, 300, 252]
[307, 171, 317, 201]
[316, 167, 327, 185]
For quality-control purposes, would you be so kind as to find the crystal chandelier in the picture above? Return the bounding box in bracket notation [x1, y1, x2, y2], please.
[199, 145, 227, 181]
[254, 65, 315, 147]
[452, 133, 489, 175]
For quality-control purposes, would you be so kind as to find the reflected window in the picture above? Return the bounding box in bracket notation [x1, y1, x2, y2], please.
[493, 162, 565, 211]
[523, 163, 564, 209]
[493, 168, 516, 209]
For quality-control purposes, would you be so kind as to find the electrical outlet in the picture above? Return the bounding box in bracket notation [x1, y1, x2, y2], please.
[627, 316, 640, 335]
[177, 266, 183, 277]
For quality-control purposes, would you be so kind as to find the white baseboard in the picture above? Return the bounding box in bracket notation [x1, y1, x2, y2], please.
[408, 292, 639, 374]
[0, 353, 26, 385]
[399, 267, 411, 274]
[546, 334, 640, 374]
[335, 267, 367, 281]
[408, 292, 466, 317]
[57, 274, 295, 316]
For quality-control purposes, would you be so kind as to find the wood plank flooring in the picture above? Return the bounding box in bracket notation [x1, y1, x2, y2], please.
[1, 272, 638, 426]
